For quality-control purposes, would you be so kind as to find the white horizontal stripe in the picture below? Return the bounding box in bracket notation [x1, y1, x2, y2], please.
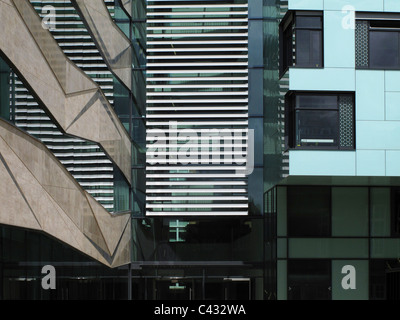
[147, 62, 247, 66]
[147, 48, 247, 53]
[146, 188, 247, 193]
[147, 128, 248, 133]
[146, 181, 247, 186]
[147, 150, 248, 156]
[79, 182, 113, 186]
[148, 4, 247, 8]
[301, 139, 335, 143]
[146, 113, 248, 117]
[148, 26, 247, 31]
[147, 166, 246, 170]
[147, 85, 248, 89]
[87, 189, 114, 194]
[146, 99, 248, 103]
[147, 18, 248, 23]
[73, 175, 113, 179]
[146, 159, 247, 164]
[146, 196, 248, 201]
[146, 174, 246, 178]
[147, 145, 248, 150]
[146, 137, 248, 142]
[146, 121, 248, 125]
[147, 204, 248, 208]
[147, 91, 248, 96]
[147, 40, 248, 45]
[148, 55, 248, 59]
[147, 33, 248, 38]
[146, 69, 248, 74]
[147, 12, 248, 16]
[147, 106, 248, 111]
[146, 212, 248, 216]
[67, 167, 113, 172]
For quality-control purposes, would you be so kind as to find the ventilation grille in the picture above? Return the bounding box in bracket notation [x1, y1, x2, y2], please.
[355, 20, 369, 68]
[339, 95, 354, 149]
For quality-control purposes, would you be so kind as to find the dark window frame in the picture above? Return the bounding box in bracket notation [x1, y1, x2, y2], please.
[284, 91, 356, 151]
[391, 187, 400, 237]
[356, 17, 400, 70]
[279, 10, 324, 78]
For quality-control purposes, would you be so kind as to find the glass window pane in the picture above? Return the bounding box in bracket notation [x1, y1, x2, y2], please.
[371, 239, 400, 258]
[296, 30, 322, 67]
[310, 30, 322, 67]
[283, 24, 294, 71]
[371, 187, 391, 237]
[296, 110, 338, 147]
[296, 30, 310, 65]
[296, 95, 338, 109]
[332, 187, 368, 237]
[113, 166, 130, 213]
[287, 186, 331, 237]
[370, 31, 399, 69]
[0, 58, 10, 121]
[296, 16, 322, 29]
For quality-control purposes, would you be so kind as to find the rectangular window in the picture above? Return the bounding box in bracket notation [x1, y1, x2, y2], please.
[285, 92, 355, 150]
[288, 260, 331, 300]
[287, 186, 331, 237]
[279, 11, 323, 76]
[356, 17, 400, 69]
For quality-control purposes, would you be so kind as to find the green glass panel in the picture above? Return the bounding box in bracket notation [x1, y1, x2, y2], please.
[277, 186, 287, 237]
[289, 238, 369, 258]
[277, 238, 287, 258]
[371, 187, 391, 236]
[277, 260, 287, 300]
[371, 238, 400, 258]
[332, 187, 368, 236]
[113, 167, 130, 213]
[113, 76, 131, 135]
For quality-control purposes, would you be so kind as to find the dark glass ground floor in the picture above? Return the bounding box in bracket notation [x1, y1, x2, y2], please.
[1, 223, 400, 300]
[0, 223, 264, 300]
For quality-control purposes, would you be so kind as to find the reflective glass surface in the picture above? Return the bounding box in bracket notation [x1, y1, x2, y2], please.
[287, 186, 331, 237]
[370, 31, 400, 69]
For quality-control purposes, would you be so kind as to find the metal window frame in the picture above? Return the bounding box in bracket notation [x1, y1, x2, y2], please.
[284, 91, 356, 151]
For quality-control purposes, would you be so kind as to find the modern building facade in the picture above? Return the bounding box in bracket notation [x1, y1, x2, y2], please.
[267, 0, 400, 300]
[0, 0, 400, 301]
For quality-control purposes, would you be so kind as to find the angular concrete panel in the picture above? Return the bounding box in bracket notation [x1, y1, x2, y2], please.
[0, 0, 131, 184]
[121, 0, 132, 17]
[72, 0, 132, 90]
[0, 119, 131, 267]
